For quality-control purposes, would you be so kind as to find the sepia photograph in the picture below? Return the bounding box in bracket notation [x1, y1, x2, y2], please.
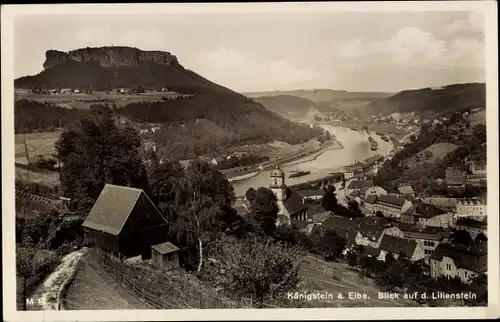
[2, 2, 498, 321]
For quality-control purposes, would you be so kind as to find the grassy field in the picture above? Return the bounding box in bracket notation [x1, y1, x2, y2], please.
[15, 167, 60, 188]
[469, 109, 486, 126]
[299, 255, 419, 307]
[15, 131, 60, 161]
[16, 91, 190, 109]
[406, 143, 459, 168]
[63, 253, 150, 310]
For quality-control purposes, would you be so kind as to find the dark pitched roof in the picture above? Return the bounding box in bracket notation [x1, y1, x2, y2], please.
[312, 211, 333, 224]
[376, 195, 407, 207]
[350, 190, 360, 198]
[307, 203, 326, 216]
[361, 246, 381, 258]
[283, 187, 307, 215]
[83, 184, 159, 235]
[151, 241, 179, 255]
[296, 189, 325, 198]
[347, 179, 374, 190]
[397, 185, 415, 195]
[431, 243, 487, 273]
[379, 235, 417, 257]
[456, 198, 486, 206]
[422, 197, 457, 211]
[456, 218, 487, 229]
[291, 219, 309, 230]
[365, 195, 377, 204]
[414, 203, 446, 219]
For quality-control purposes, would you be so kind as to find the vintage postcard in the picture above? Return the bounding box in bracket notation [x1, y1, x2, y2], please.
[2, 2, 499, 321]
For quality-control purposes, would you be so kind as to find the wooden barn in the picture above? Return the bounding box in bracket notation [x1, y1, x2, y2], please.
[82, 184, 168, 259]
[151, 241, 180, 270]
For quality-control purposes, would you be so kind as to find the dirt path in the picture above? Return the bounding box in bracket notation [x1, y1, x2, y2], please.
[29, 248, 87, 310]
[63, 252, 151, 310]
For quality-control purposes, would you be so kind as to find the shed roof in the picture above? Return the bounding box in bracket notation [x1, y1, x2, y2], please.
[82, 184, 158, 235]
[152, 241, 180, 255]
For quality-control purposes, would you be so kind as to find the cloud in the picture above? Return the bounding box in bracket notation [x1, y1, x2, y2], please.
[444, 12, 484, 36]
[200, 47, 320, 91]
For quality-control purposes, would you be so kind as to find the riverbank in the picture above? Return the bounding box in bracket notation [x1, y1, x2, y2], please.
[321, 122, 409, 139]
[224, 138, 343, 180]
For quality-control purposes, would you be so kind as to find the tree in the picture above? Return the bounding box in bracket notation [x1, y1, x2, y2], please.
[475, 232, 487, 242]
[147, 159, 185, 218]
[55, 115, 150, 213]
[450, 230, 473, 246]
[321, 185, 339, 212]
[203, 236, 305, 307]
[347, 200, 363, 218]
[171, 160, 236, 273]
[16, 237, 37, 311]
[311, 230, 346, 261]
[249, 187, 279, 237]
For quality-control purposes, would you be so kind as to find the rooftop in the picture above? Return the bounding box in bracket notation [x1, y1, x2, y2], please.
[151, 241, 179, 255]
[379, 235, 417, 257]
[376, 195, 407, 207]
[431, 242, 487, 273]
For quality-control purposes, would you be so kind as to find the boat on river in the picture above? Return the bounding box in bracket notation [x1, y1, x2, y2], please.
[381, 135, 390, 142]
[289, 170, 311, 178]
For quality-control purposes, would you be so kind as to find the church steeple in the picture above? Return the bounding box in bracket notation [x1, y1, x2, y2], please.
[270, 164, 286, 201]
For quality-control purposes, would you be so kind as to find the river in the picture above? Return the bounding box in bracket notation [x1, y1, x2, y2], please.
[231, 125, 393, 197]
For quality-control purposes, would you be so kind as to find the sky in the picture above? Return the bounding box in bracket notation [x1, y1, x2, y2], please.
[14, 11, 485, 92]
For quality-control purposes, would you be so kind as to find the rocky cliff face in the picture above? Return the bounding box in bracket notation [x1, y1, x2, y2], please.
[43, 46, 179, 70]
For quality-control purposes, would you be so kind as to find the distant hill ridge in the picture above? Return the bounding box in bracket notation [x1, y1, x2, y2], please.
[361, 83, 486, 115]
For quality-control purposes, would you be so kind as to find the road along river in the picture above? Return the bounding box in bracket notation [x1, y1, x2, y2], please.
[231, 125, 394, 197]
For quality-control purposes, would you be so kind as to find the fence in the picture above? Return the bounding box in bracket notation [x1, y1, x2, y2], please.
[91, 249, 255, 309]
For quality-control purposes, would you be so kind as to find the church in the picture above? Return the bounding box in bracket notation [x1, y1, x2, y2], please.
[269, 165, 308, 226]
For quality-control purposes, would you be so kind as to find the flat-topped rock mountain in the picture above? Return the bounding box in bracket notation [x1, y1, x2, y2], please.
[15, 46, 223, 93]
[43, 47, 179, 70]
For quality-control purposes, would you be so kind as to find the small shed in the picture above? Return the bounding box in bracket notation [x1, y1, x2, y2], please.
[151, 242, 180, 270]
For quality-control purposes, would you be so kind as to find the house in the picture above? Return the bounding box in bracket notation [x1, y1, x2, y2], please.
[82, 184, 168, 259]
[179, 159, 196, 169]
[270, 165, 308, 225]
[307, 203, 327, 218]
[211, 156, 226, 166]
[362, 195, 378, 216]
[398, 224, 449, 263]
[301, 223, 324, 236]
[151, 242, 180, 270]
[233, 198, 248, 216]
[373, 195, 412, 218]
[345, 179, 374, 196]
[73, 89, 80, 93]
[139, 129, 150, 135]
[357, 225, 404, 249]
[344, 172, 354, 180]
[296, 189, 325, 202]
[198, 156, 213, 164]
[60, 88, 71, 94]
[378, 235, 425, 262]
[397, 185, 415, 197]
[150, 126, 161, 133]
[456, 198, 487, 221]
[445, 166, 468, 187]
[422, 197, 457, 212]
[455, 218, 487, 239]
[361, 186, 387, 200]
[410, 202, 453, 228]
[311, 211, 334, 224]
[430, 242, 487, 283]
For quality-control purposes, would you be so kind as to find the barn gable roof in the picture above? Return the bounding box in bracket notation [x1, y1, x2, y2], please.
[82, 184, 161, 235]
